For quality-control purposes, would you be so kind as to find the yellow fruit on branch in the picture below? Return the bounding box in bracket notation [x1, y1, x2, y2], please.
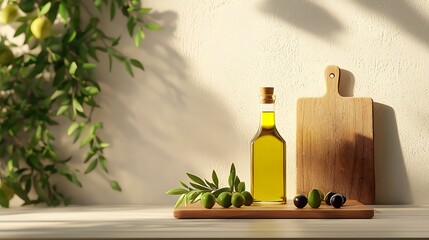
[30, 17, 52, 40]
[0, 4, 18, 24]
[0, 182, 15, 200]
[0, 45, 14, 66]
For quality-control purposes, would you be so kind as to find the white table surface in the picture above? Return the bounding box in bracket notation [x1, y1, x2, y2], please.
[0, 204, 428, 239]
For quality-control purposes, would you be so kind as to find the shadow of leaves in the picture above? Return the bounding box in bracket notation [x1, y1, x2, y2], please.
[259, 0, 344, 41]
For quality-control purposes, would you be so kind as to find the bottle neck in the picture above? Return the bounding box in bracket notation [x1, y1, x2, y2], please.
[260, 103, 276, 129]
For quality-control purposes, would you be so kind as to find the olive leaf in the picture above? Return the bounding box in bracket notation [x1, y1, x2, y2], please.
[237, 182, 246, 193]
[84, 160, 98, 174]
[110, 181, 122, 192]
[186, 173, 207, 187]
[39, 2, 52, 16]
[234, 176, 241, 192]
[189, 182, 210, 191]
[174, 194, 186, 208]
[192, 192, 203, 203]
[186, 191, 198, 204]
[230, 163, 236, 176]
[205, 179, 217, 190]
[179, 181, 189, 190]
[228, 163, 236, 189]
[166, 188, 188, 195]
[183, 193, 189, 207]
[212, 170, 219, 188]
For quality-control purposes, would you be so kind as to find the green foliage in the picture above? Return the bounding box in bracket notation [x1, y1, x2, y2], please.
[0, 0, 160, 207]
[166, 164, 248, 208]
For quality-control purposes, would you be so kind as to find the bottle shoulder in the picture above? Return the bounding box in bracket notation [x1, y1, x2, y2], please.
[251, 127, 286, 143]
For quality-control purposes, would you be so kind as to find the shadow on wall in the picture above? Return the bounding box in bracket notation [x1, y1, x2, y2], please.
[259, 0, 343, 41]
[339, 69, 412, 204]
[373, 103, 412, 204]
[353, 0, 429, 48]
[260, 0, 429, 48]
[58, 9, 241, 204]
[338, 69, 355, 97]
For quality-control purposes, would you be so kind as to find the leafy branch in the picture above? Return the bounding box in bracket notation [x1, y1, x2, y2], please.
[166, 164, 248, 208]
[0, 0, 160, 207]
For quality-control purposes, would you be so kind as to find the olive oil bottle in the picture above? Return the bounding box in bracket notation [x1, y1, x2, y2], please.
[251, 87, 286, 203]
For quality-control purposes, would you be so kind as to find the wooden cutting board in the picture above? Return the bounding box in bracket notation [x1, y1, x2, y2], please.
[296, 65, 375, 204]
[174, 200, 374, 219]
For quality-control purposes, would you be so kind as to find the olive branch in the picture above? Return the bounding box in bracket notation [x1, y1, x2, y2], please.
[166, 163, 247, 208]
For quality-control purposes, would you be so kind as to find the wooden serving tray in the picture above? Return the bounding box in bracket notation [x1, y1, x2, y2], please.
[174, 200, 374, 219]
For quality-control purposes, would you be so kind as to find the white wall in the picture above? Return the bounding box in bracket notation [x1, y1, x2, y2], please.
[8, 0, 429, 205]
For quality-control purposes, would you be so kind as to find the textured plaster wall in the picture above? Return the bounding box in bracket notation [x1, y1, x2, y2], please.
[7, 0, 429, 205]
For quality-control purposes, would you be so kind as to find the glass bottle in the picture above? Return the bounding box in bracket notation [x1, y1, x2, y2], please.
[251, 87, 286, 203]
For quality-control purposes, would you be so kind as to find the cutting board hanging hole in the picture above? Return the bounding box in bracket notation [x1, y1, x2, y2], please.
[325, 65, 341, 97]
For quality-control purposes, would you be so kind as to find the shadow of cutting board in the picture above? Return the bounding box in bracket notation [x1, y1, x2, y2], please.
[296, 66, 375, 204]
[174, 200, 374, 219]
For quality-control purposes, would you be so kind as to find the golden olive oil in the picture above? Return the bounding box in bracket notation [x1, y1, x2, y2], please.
[251, 87, 286, 203]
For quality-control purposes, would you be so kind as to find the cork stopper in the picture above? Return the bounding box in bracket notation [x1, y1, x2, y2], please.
[260, 87, 275, 104]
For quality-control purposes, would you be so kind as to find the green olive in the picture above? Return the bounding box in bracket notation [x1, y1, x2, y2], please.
[200, 192, 215, 209]
[231, 192, 244, 208]
[217, 192, 232, 208]
[308, 188, 322, 208]
[241, 191, 254, 206]
[318, 189, 324, 201]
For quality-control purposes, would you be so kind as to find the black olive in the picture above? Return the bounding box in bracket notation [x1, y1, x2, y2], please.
[293, 194, 308, 208]
[324, 191, 336, 205]
[330, 194, 344, 208]
[342, 194, 347, 205]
